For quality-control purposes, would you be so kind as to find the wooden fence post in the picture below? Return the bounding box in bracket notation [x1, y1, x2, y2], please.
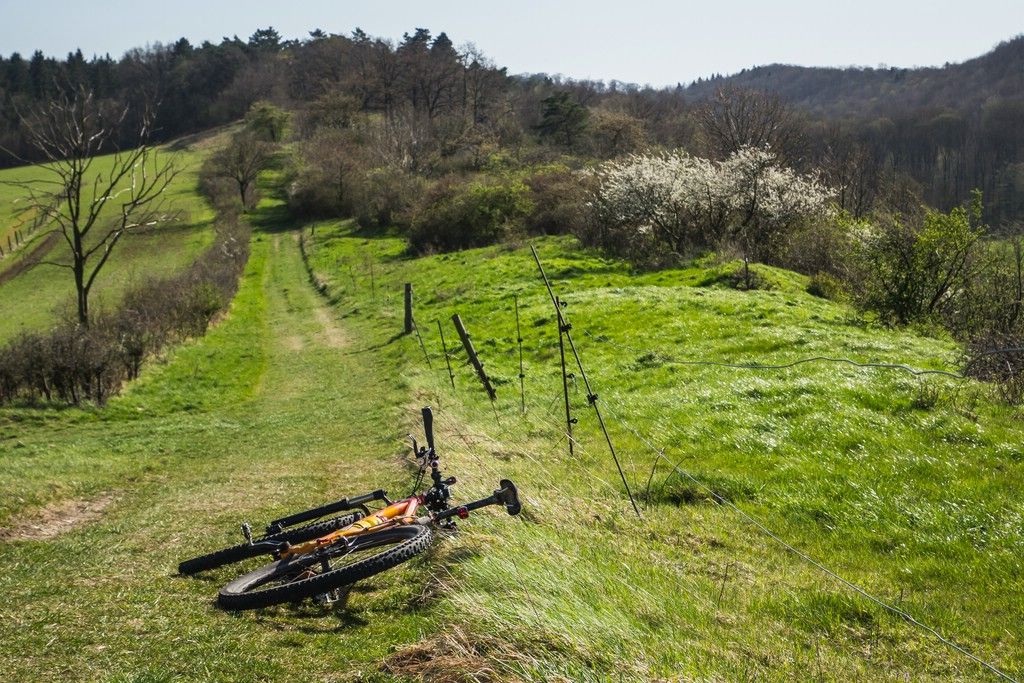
[404, 283, 414, 334]
[451, 313, 496, 401]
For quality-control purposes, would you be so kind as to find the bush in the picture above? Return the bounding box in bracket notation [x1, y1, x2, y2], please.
[849, 194, 983, 325]
[780, 213, 859, 279]
[355, 167, 425, 230]
[523, 165, 594, 235]
[806, 272, 846, 299]
[408, 177, 534, 253]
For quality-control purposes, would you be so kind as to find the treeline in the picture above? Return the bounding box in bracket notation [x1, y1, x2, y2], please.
[2, 28, 1024, 223]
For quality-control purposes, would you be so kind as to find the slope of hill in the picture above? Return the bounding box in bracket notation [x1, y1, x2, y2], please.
[0, 136, 221, 342]
[684, 35, 1024, 117]
[1, 184, 1020, 680]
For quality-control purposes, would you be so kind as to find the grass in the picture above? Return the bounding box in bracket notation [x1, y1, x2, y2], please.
[0, 215, 436, 681]
[300, 221, 1024, 681]
[0, 181, 1021, 681]
[0, 137, 221, 342]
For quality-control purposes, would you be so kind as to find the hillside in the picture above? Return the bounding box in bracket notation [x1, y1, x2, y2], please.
[683, 35, 1024, 118]
[0, 134, 222, 341]
[1, 182, 1021, 680]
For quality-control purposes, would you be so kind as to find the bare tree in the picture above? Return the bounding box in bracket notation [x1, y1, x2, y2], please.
[208, 130, 273, 208]
[4, 88, 178, 327]
[697, 86, 807, 164]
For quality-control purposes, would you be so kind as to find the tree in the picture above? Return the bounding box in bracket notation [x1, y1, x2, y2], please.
[3, 88, 178, 327]
[208, 130, 273, 208]
[536, 92, 589, 149]
[248, 27, 283, 53]
[589, 109, 647, 158]
[245, 100, 289, 141]
[697, 86, 807, 164]
[590, 147, 834, 263]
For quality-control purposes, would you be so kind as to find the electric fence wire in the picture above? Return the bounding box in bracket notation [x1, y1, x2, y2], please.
[414, 274, 1019, 679]
[597, 396, 1020, 683]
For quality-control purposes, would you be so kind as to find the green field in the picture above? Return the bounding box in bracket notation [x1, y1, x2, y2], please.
[0, 185, 1021, 681]
[0, 136, 221, 341]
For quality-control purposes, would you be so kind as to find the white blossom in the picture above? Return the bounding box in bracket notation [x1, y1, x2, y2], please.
[592, 146, 836, 257]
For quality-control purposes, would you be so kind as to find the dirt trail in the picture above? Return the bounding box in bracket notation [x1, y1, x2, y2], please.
[0, 232, 59, 286]
[0, 494, 114, 541]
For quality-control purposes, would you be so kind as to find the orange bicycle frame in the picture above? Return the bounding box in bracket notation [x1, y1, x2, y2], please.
[278, 496, 421, 560]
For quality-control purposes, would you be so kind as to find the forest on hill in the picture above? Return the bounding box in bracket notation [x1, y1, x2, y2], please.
[1, 28, 1023, 224]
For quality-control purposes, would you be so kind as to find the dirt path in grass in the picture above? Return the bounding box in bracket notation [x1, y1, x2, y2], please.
[0, 226, 432, 682]
[0, 231, 59, 284]
[0, 494, 115, 541]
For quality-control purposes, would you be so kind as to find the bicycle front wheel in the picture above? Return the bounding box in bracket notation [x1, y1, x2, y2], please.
[218, 523, 434, 610]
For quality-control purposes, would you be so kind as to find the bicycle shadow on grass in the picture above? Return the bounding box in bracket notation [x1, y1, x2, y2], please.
[251, 585, 376, 633]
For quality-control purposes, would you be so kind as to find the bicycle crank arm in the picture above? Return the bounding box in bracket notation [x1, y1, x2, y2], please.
[265, 489, 389, 535]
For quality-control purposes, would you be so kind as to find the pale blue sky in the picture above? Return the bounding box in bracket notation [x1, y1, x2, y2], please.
[0, 0, 1021, 86]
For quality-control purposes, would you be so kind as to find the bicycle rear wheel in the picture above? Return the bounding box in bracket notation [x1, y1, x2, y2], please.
[178, 513, 364, 575]
[218, 523, 433, 610]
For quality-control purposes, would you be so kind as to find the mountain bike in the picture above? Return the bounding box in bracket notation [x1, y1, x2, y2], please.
[178, 407, 521, 610]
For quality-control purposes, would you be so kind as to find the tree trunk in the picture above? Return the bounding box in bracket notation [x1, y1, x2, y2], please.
[74, 256, 89, 327]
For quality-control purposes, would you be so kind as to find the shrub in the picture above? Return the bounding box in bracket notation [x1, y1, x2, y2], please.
[849, 193, 983, 325]
[408, 177, 534, 253]
[523, 165, 594, 235]
[355, 167, 425, 230]
[806, 272, 846, 300]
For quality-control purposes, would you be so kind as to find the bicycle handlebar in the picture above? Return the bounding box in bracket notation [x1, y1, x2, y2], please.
[265, 489, 388, 534]
[421, 406, 435, 453]
[430, 479, 522, 523]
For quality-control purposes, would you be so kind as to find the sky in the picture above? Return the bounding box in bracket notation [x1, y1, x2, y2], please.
[0, 0, 1021, 87]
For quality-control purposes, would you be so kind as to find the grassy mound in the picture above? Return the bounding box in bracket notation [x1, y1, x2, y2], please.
[302, 221, 1022, 681]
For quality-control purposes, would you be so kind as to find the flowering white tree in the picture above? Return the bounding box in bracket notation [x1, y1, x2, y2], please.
[591, 146, 835, 264]
[591, 151, 724, 254]
[720, 146, 837, 263]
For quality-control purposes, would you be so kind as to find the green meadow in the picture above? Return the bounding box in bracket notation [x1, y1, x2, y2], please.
[0, 177, 1020, 681]
[0, 137, 220, 341]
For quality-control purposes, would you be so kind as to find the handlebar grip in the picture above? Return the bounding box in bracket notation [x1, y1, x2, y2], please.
[422, 406, 435, 452]
[347, 489, 388, 507]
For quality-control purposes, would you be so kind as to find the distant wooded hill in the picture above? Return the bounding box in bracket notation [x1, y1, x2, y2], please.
[683, 35, 1024, 118]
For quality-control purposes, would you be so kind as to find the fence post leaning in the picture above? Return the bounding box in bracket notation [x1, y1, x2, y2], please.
[451, 313, 497, 401]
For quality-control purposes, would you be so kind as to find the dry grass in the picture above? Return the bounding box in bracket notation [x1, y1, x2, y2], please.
[383, 625, 541, 683]
[0, 494, 114, 541]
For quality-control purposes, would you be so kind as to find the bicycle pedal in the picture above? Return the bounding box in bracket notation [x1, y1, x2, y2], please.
[241, 522, 253, 546]
[313, 590, 340, 605]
